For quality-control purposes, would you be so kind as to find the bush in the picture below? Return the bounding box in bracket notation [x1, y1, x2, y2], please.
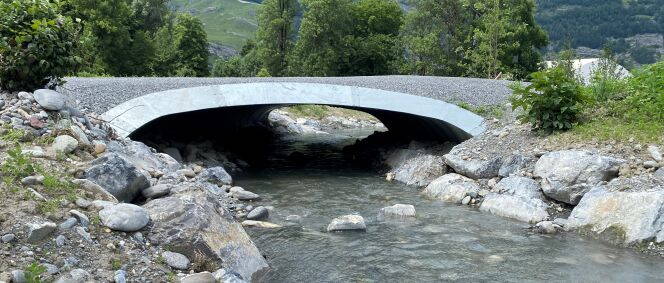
[0, 0, 80, 92]
[510, 65, 585, 132]
[614, 61, 664, 122]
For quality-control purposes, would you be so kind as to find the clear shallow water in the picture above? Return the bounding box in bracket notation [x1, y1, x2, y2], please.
[236, 131, 664, 282]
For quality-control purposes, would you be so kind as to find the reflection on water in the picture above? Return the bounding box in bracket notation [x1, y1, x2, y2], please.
[235, 131, 664, 282]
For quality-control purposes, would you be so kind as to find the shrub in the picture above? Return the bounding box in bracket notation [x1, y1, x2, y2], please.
[586, 49, 627, 102]
[510, 64, 585, 132]
[0, 0, 80, 92]
[614, 61, 664, 122]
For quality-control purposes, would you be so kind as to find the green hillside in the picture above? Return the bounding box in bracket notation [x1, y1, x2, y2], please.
[170, 0, 259, 49]
[175, 0, 664, 63]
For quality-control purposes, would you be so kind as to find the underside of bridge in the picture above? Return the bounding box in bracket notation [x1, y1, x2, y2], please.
[102, 82, 486, 143]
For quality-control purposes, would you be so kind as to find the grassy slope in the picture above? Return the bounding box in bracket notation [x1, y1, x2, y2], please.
[170, 0, 259, 49]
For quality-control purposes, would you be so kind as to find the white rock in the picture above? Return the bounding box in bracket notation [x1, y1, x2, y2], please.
[241, 220, 282, 228]
[327, 215, 366, 232]
[99, 203, 150, 232]
[648, 145, 662, 162]
[52, 135, 78, 154]
[33, 89, 66, 111]
[479, 193, 549, 223]
[377, 204, 416, 220]
[162, 251, 190, 270]
[422, 173, 480, 203]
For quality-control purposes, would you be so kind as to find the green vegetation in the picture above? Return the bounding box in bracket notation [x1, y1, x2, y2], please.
[1, 146, 37, 182]
[255, 0, 297, 76]
[509, 51, 585, 132]
[535, 0, 663, 64]
[0, 0, 80, 92]
[24, 262, 46, 283]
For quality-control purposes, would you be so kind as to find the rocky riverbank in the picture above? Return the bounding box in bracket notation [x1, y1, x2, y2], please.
[267, 108, 385, 135]
[0, 90, 268, 282]
[356, 107, 664, 255]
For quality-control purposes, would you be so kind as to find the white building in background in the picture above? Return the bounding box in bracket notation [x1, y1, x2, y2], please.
[544, 58, 631, 84]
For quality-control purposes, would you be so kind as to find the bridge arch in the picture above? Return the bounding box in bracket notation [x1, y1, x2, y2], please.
[101, 82, 487, 142]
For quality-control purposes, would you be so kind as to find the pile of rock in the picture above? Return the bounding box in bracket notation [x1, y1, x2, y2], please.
[0, 89, 266, 282]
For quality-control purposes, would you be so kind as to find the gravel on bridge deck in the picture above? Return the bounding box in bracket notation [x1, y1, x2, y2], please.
[59, 76, 513, 114]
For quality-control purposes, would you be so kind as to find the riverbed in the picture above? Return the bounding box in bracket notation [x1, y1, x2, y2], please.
[236, 130, 664, 282]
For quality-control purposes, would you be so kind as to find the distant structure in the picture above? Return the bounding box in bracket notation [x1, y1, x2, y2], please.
[545, 58, 631, 84]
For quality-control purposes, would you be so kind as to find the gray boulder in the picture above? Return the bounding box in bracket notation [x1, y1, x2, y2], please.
[534, 221, 561, 234]
[213, 269, 247, 283]
[196, 166, 233, 186]
[246, 206, 269, 220]
[107, 141, 181, 175]
[85, 153, 150, 202]
[180, 272, 216, 283]
[99, 203, 150, 232]
[327, 215, 366, 232]
[33, 89, 65, 111]
[655, 167, 664, 179]
[479, 193, 549, 223]
[230, 188, 260, 201]
[377, 204, 416, 220]
[534, 150, 624, 205]
[52, 135, 78, 154]
[443, 154, 501, 180]
[143, 184, 267, 281]
[499, 154, 531, 177]
[422, 173, 480, 203]
[142, 184, 172, 199]
[495, 176, 544, 200]
[26, 221, 57, 243]
[566, 180, 664, 244]
[385, 149, 447, 187]
[163, 251, 190, 270]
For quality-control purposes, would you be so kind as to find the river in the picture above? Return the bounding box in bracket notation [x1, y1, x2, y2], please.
[235, 130, 664, 282]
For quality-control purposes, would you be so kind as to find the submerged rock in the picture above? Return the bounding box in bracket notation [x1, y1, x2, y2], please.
[327, 215, 366, 232]
[479, 193, 549, 223]
[84, 153, 150, 202]
[99, 203, 150, 232]
[377, 204, 416, 220]
[566, 177, 664, 245]
[534, 150, 624, 205]
[242, 220, 282, 228]
[144, 184, 268, 280]
[422, 173, 480, 204]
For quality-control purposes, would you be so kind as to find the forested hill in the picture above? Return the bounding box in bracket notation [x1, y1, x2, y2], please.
[174, 0, 664, 66]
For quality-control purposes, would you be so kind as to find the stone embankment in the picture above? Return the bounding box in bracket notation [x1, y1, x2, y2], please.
[366, 109, 664, 254]
[0, 89, 268, 282]
[267, 109, 385, 135]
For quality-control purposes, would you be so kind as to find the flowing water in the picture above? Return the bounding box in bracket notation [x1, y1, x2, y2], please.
[235, 130, 664, 282]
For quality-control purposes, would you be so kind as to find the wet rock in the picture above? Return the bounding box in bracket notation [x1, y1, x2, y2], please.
[422, 173, 481, 204]
[378, 204, 416, 220]
[495, 176, 544, 200]
[285, 215, 302, 222]
[72, 179, 118, 202]
[534, 150, 624, 205]
[99, 203, 150, 232]
[534, 221, 560, 234]
[648, 145, 662, 162]
[443, 154, 501, 180]
[327, 215, 366, 232]
[84, 153, 150, 202]
[499, 154, 530, 177]
[241, 220, 282, 228]
[26, 221, 57, 243]
[33, 89, 65, 111]
[180, 272, 216, 283]
[52, 135, 78, 154]
[231, 188, 260, 201]
[196, 166, 233, 186]
[144, 185, 268, 280]
[566, 180, 664, 244]
[461, 196, 471, 205]
[479, 193, 549, 223]
[246, 206, 269, 220]
[163, 251, 190, 270]
[385, 148, 447, 187]
[213, 268, 247, 283]
[142, 184, 172, 199]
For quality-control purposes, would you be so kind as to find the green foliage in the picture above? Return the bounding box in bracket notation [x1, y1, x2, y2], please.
[256, 68, 271, 77]
[509, 57, 585, 132]
[172, 13, 209, 77]
[255, 0, 298, 76]
[1, 146, 36, 182]
[0, 0, 80, 91]
[586, 48, 627, 102]
[24, 262, 46, 283]
[1, 127, 25, 142]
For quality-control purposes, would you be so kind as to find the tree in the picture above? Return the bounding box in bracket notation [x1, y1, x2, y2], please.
[339, 0, 404, 75]
[290, 0, 353, 76]
[256, 0, 298, 76]
[401, 0, 471, 76]
[173, 14, 209, 77]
